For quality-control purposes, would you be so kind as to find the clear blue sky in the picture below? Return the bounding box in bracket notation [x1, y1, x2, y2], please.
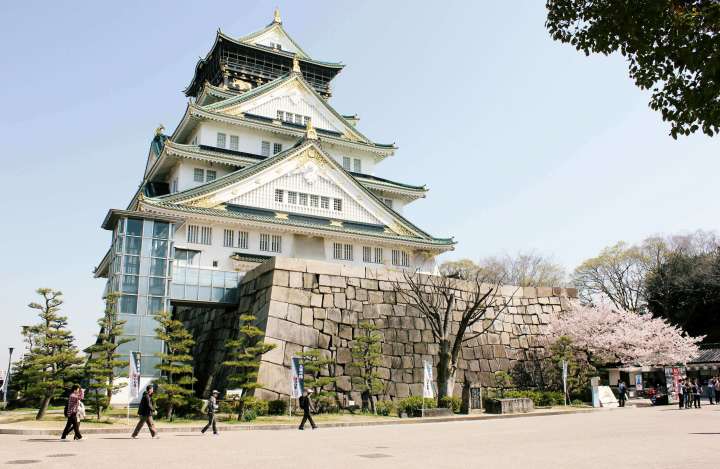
[1, 0, 717, 369]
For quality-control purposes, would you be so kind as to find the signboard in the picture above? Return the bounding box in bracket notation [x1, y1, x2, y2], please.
[290, 357, 304, 398]
[470, 387, 483, 410]
[562, 360, 568, 405]
[423, 360, 434, 398]
[635, 374, 643, 391]
[129, 352, 141, 399]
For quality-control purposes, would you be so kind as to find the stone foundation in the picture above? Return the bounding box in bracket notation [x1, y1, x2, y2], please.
[180, 257, 576, 402]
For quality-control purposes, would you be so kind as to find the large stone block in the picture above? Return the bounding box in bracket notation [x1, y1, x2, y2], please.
[265, 317, 318, 348]
[305, 259, 342, 276]
[257, 361, 292, 395]
[262, 337, 285, 365]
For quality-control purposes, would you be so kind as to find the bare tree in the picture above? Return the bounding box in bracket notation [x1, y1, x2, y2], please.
[394, 272, 515, 399]
[440, 251, 566, 287]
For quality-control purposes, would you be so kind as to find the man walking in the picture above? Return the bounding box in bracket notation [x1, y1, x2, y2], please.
[617, 380, 627, 408]
[692, 379, 701, 408]
[201, 390, 219, 435]
[60, 384, 83, 441]
[707, 378, 715, 405]
[132, 385, 158, 439]
[715, 376, 720, 405]
[298, 389, 316, 430]
[677, 379, 685, 410]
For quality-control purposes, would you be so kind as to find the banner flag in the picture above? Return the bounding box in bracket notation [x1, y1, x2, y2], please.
[129, 352, 141, 399]
[290, 357, 305, 398]
[423, 360, 434, 398]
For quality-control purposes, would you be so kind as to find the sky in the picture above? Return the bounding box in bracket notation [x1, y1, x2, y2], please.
[0, 0, 718, 370]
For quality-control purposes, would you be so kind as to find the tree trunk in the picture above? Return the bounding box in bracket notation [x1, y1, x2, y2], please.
[436, 341, 452, 400]
[36, 395, 52, 420]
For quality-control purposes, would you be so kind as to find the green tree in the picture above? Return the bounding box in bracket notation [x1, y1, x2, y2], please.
[295, 349, 337, 412]
[546, 0, 720, 138]
[494, 371, 514, 398]
[547, 337, 596, 400]
[223, 313, 276, 419]
[154, 310, 196, 421]
[23, 289, 83, 420]
[83, 294, 132, 419]
[7, 327, 39, 406]
[348, 322, 385, 413]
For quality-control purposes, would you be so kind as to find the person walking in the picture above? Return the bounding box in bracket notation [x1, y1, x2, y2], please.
[131, 385, 158, 439]
[684, 380, 692, 409]
[677, 379, 685, 409]
[60, 384, 84, 440]
[692, 379, 701, 408]
[715, 376, 720, 405]
[298, 389, 316, 430]
[617, 380, 627, 408]
[707, 378, 715, 405]
[201, 390, 219, 435]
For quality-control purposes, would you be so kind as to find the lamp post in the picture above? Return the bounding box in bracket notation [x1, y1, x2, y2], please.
[2, 347, 14, 406]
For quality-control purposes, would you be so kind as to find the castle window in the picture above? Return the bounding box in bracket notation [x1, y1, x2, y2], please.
[200, 226, 213, 245]
[206, 170, 217, 182]
[288, 191, 297, 204]
[260, 233, 282, 253]
[321, 197, 330, 209]
[310, 194, 319, 207]
[223, 229, 234, 247]
[299, 193, 308, 206]
[342, 157, 351, 170]
[277, 110, 284, 120]
[333, 198, 343, 211]
[334, 243, 353, 261]
[229, 135, 239, 151]
[187, 225, 199, 244]
[363, 246, 372, 263]
[238, 231, 248, 249]
[275, 189, 284, 203]
[217, 133, 226, 148]
[392, 249, 410, 267]
[193, 168, 204, 182]
[261, 141, 271, 157]
[273, 143, 283, 154]
[353, 158, 362, 172]
[374, 247, 384, 264]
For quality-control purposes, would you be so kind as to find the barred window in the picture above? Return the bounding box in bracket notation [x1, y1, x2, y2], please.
[217, 133, 226, 148]
[260, 233, 281, 253]
[299, 193, 308, 206]
[363, 246, 372, 263]
[294, 114, 303, 125]
[187, 225, 199, 244]
[310, 194, 319, 207]
[392, 249, 409, 267]
[342, 157, 351, 170]
[353, 158, 362, 172]
[200, 226, 212, 245]
[223, 229, 234, 247]
[238, 231, 248, 249]
[193, 168, 204, 182]
[277, 110, 284, 120]
[259, 233, 270, 251]
[229, 135, 239, 151]
[206, 170, 217, 182]
[303, 116, 310, 125]
[374, 247, 383, 264]
[273, 143, 283, 154]
[275, 189, 284, 203]
[271, 235, 282, 253]
[333, 243, 343, 260]
[333, 198, 342, 211]
[344, 244, 353, 261]
[321, 197, 329, 209]
[333, 243, 353, 261]
[288, 191, 297, 204]
[261, 141, 271, 157]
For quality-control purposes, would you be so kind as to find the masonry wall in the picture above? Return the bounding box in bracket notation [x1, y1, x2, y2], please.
[179, 257, 577, 401]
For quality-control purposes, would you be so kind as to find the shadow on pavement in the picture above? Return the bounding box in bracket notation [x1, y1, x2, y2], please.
[689, 433, 720, 435]
[24, 439, 66, 443]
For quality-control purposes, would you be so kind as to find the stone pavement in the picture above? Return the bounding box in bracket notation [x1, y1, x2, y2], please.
[1, 405, 718, 468]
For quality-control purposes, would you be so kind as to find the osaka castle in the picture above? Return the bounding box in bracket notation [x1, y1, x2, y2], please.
[94, 10, 454, 387]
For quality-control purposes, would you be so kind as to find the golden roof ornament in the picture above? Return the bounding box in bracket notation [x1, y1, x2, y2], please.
[273, 7, 282, 24]
[155, 124, 165, 136]
[305, 118, 318, 140]
[292, 56, 302, 74]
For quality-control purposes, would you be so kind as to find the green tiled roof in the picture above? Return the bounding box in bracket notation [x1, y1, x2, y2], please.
[147, 139, 453, 245]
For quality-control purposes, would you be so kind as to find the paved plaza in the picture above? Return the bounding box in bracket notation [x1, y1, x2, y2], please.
[1, 406, 718, 468]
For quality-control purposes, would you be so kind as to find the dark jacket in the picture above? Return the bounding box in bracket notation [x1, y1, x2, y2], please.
[299, 395, 312, 412]
[138, 391, 154, 417]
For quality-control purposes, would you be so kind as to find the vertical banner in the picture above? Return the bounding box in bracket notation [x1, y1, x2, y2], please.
[290, 357, 305, 398]
[423, 360, 434, 398]
[129, 352, 141, 399]
[635, 374, 643, 391]
[562, 360, 568, 405]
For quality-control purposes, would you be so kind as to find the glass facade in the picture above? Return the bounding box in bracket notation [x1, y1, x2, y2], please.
[107, 217, 174, 377]
[170, 266, 242, 304]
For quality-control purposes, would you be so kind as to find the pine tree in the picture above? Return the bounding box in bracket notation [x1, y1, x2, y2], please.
[348, 322, 385, 413]
[154, 309, 195, 421]
[295, 348, 337, 412]
[223, 313, 276, 419]
[24, 289, 83, 420]
[83, 294, 132, 419]
[7, 327, 38, 406]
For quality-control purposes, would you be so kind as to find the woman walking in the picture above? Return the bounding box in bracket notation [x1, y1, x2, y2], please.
[60, 384, 84, 440]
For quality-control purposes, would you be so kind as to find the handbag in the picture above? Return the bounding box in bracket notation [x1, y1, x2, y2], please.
[77, 401, 86, 420]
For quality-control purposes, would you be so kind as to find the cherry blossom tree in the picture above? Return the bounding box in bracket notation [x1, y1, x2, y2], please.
[546, 301, 702, 366]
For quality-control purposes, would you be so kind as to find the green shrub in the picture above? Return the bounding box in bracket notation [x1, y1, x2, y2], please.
[218, 400, 236, 414]
[504, 390, 542, 406]
[439, 396, 461, 413]
[243, 397, 269, 416]
[397, 396, 436, 417]
[571, 399, 586, 407]
[375, 400, 395, 416]
[268, 399, 288, 415]
[539, 391, 565, 407]
[241, 409, 257, 421]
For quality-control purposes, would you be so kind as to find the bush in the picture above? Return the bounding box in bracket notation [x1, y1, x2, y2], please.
[439, 396, 461, 413]
[539, 391, 565, 407]
[571, 399, 586, 407]
[218, 399, 236, 414]
[243, 397, 269, 416]
[397, 396, 436, 417]
[241, 409, 257, 422]
[375, 400, 395, 416]
[268, 399, 288, 415]
[504, 390, 542, 406]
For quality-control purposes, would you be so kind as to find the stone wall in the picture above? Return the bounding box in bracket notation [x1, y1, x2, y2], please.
[220, 257, 577, 402]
